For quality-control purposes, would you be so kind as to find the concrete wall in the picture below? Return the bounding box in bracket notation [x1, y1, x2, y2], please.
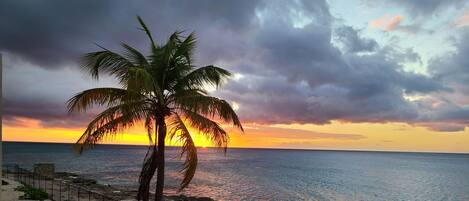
[33, 163, 55, 177]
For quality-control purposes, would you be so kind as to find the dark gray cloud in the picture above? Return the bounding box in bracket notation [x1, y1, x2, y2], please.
[430, 30, 469, 89]
[0, 0, 120, 67]
[2, 52, 117, 128]
[214, 8, 446, 125]
[335, 26, 378, 53]
[425, 124, 467, 132]
[0, 0, 259, 67]
[1, 0, 260, 127]
[421, 30, 469, 131]
[1, 0, 468, 132]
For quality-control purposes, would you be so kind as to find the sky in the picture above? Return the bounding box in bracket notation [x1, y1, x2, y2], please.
[2, 0, 469, 153]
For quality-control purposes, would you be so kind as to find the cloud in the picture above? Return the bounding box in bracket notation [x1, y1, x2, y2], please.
[2, 52, 116, 128]
[370, 14, 404, 31]
[365, 0, 467, 18]
[226, 125, 365, 148]
[0, 0, 120, 67]
[365, 1, 466, 34]
[369, 14, 432, 34]
[455, 11, 469, 27]
[430, 30, 469, 90]
[217, 21, 445, 125]
[334, 26, 378, 53]
[417, 122, 467, 132]
[3, 116, 42, 128]
[412, 38, 469, 132]
[392, 0, 467, 18]
[239, 125, 365, 140]
[0, 0, 467, 133]
[0, 0, 259, 67]
[0, 0, 260, 126]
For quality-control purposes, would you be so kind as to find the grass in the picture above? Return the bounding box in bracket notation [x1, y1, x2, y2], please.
[15, 184, 49, 201]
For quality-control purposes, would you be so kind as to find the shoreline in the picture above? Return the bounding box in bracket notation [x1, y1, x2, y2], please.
[3, 167, 214, 201]
[55, 172, 214, 200]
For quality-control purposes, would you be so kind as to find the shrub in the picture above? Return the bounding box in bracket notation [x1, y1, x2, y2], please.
[15, 184, 49, 201]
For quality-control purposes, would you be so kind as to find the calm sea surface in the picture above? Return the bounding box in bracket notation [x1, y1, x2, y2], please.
[4, 142, 469, 201]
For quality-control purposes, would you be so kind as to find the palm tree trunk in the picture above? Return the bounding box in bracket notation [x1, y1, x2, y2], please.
[137, 144, 157, 201]
[155, 118, 166, 201]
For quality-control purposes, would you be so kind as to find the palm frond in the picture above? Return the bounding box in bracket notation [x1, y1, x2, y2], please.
[144, 113, 154, 145]
[137, 16, 157, 49]
[126, 67, 155, 93]
[82, 49, 134, 80]
[175, 95, 243, 131]
[174, 32, 196, 66]
[74, 101, 149, 153]
[67, 88, 143, 113]
[163, 34, 197, 89]
[175, 65, 231, 91]
[167, 88, 207, 103]
[73, 19, 243, 196]
[167, 114, 198, 190]
[168, 31, 184, 44]
[180, 109, 228, 149]
[121, 43, 150, 67]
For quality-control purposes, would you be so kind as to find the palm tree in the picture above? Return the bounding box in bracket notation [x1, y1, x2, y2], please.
[67, 17, 243, 201]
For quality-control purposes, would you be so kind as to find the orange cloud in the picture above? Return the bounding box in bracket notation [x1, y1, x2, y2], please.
[370, 14, 404, 31]
[455, 11, 469, 27]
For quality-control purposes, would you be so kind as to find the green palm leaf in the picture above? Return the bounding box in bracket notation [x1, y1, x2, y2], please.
[75, 100, 148, 153]
[121, 43, 150, 67]
[175, 95, 243, 131]
[69, 16, 243, 200]
[67, 88, 143, 113]
[181, 109, 228, 149]
[82, 49, 134, 80]
[175, 65, 231, 90]
[168, 114, 198, 190]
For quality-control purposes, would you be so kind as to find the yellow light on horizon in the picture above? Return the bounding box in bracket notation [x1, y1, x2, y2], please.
[3, 118, 469, 153]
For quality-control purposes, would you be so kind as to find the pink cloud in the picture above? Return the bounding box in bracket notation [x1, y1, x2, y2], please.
[369, 14, 404, 31]
[417, 122, 467, 132]
[455, 11, 469, 27]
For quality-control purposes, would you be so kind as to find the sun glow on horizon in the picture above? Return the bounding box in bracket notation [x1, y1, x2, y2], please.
[3, 119, 469, 153]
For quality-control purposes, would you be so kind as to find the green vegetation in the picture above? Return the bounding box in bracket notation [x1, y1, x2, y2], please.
[67, 16, 243, 201]
[15, 184, 49, 201]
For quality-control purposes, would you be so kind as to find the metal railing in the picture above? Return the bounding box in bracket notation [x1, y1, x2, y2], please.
[2, 164, 118, 201]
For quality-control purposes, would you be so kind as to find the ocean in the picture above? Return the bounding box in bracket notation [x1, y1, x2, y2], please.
[4, 142, 469, 201]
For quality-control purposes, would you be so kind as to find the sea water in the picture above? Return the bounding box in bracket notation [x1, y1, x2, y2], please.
[4, 142, 469, 201]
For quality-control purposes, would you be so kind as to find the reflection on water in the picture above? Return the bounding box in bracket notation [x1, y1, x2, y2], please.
[5, 142, 469, 201]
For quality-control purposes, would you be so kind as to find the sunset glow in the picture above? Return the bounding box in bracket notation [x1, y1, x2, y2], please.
[3, 0, 469, 154]
[4, 120, 469, 153]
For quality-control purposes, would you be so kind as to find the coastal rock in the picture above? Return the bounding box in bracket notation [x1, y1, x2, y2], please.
[165, 195, 215, 201]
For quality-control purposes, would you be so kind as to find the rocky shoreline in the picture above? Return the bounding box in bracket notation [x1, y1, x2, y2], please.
[54, 172, 214, 201]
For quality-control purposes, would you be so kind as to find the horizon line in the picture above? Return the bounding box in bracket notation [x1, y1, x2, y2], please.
[4, 140, 469, 155]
